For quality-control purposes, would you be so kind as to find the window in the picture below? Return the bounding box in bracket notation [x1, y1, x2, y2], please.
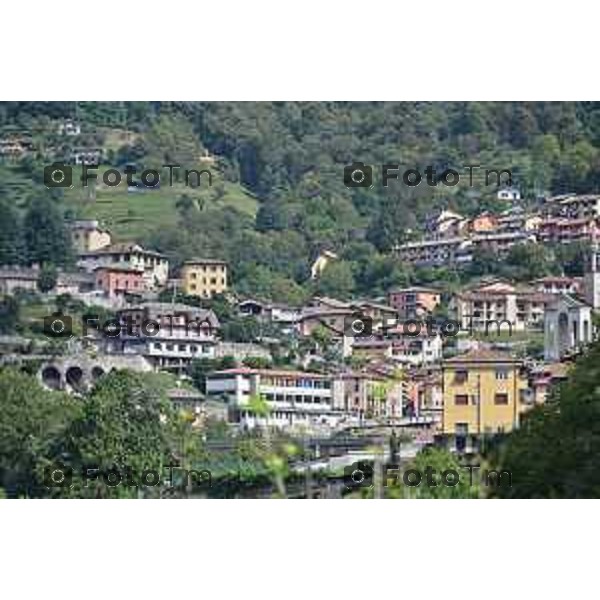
[454, 370, 469, 384]
[455, 422, 469, 435]
[495, 369, 509, 380]
[454, 394, 469, 406]
[153, 342, 162, 350]
[178, 344, 186, 351]
[190, 272, 197, 279]
[190, 345, 198, 353]
[520, 389, 533, 405]
[495, 393, 509, 405]
[166, 344, 174, 351]
[190, 284, 196, 291]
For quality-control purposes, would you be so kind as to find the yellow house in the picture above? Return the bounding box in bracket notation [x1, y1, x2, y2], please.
[442, 349, 531, 435]
[181, 259, 228, 298]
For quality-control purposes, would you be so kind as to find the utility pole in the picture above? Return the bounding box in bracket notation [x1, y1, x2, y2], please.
[477, 372, 482, 435]
[304, 435, 313, 499]
[171, 278, 178, 305]
[373, 441, 384, 499]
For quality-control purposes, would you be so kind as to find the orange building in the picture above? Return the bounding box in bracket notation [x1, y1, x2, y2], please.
[468, 212, 498, 233]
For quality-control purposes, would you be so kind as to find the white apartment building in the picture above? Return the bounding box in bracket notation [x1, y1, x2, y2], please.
[391, 335, 443, 365]
[105, 302, 220, 372]
[395, 237, 472, 266]
[545, 194, 600, 219]
[349, 328, 443, 366]
[206, 368, 349, 431]
[396, 232, 536, 267]
[453, 282, 551, 333]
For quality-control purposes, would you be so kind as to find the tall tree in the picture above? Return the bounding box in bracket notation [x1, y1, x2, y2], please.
[0, 197, 23, 265]
[490, 340, 600, 498]
[0, 369, 78, 498]
[0, 296, 20, 334]
[23, 196, 73, 267]
[54, 370, 178, 498]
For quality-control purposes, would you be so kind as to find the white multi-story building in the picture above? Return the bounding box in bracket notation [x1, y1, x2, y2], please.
[544, 194, 600, 219]
[349, 327, 443, 366]
[105, 302, 220, 373]
[206, 368, 349, 431]
[396, 232, 536, 267]
[390, 335, 443, 365]
[395, 237, 472, 266]
[453, 281, 551, 333]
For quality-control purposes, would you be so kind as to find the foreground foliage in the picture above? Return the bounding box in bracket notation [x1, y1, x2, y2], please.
[490, 340, 600, 498]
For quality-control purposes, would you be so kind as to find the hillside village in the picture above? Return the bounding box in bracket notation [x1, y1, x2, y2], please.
[1, 144, 600, 447]
[4, 8, 598, 600]
[1, 106, 600, 501]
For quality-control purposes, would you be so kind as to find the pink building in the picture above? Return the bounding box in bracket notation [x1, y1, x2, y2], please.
[387, 287, 441, 319]
[538, 217, 598, 245]
[95, 266, 145, 298]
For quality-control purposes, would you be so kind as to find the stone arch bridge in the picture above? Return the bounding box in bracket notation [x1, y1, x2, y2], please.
[38, 354, 152, 394]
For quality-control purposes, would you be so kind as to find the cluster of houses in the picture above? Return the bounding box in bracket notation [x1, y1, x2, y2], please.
[2, 191, 600, 442]
[228, 248, 598, 437]
[396, 193, 600, 266]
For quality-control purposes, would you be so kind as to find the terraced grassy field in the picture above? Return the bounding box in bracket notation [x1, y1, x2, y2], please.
[62, 165, 259, 241]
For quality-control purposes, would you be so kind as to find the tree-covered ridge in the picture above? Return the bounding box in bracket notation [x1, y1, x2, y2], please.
[2, 101, 600, 301]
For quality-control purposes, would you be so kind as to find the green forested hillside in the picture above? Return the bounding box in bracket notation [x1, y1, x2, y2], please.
[1, 101, 600, 302]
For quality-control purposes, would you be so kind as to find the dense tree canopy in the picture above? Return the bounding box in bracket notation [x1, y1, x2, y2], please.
[2, 102, 600, 299]
[490, 340, 600, 498]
